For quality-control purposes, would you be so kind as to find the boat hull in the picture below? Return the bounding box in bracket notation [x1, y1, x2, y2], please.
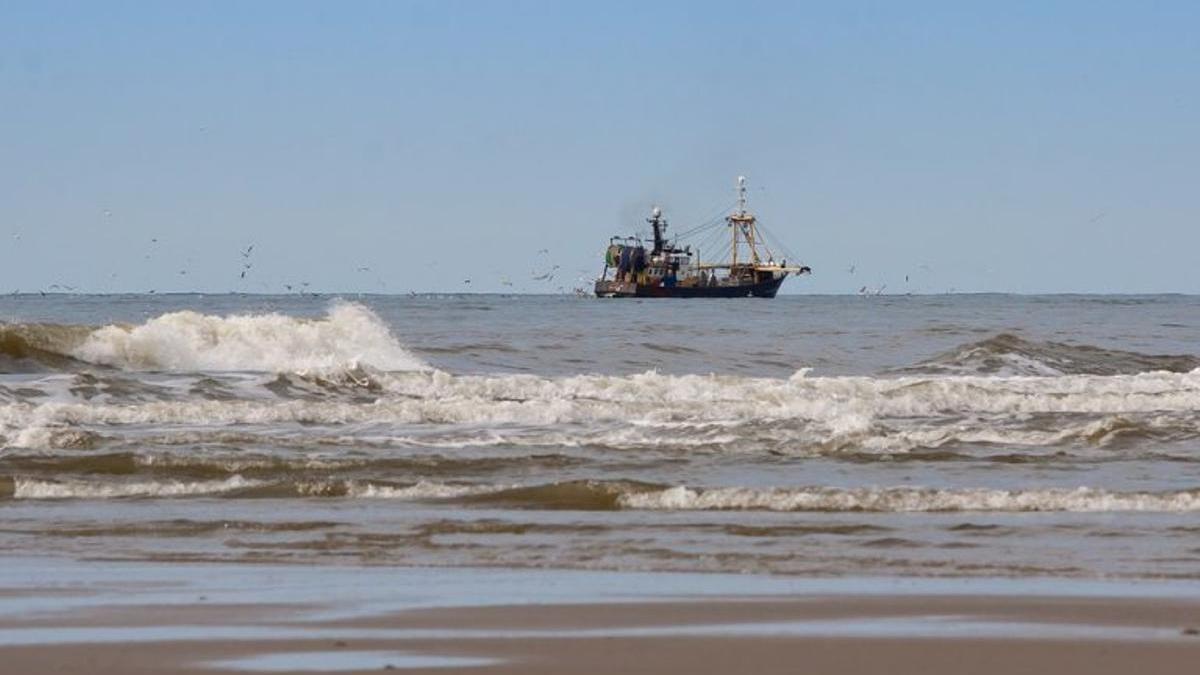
[595, 275, 786, 298]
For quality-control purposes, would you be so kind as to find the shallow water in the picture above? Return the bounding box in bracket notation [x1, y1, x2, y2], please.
[1, 293, 1199, 578]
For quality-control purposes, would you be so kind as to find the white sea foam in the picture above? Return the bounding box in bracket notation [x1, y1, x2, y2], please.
[344, 480, 502, 500]
[618, 485, 1200, 513]
[13, 475, 257, 499]
[6, 425, 102, 450]
[1, 368, 1199, 451]
[69, 303, 428, 373]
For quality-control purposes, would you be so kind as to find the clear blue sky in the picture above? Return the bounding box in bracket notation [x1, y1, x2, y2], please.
[2, 1, 1197, 294]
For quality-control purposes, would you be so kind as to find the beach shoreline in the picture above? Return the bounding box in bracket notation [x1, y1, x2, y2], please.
[4, 557, 1200, 673]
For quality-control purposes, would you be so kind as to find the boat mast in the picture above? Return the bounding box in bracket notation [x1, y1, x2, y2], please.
[728, 175, 760, 271]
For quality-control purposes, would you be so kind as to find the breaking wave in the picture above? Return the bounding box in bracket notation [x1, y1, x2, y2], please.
[903, 333, 1200, 377]
[8, 475, 1200, 513]
[0, 323, 94, 373]
[0, 303, 428, 374]
[10, 475, 260, 499]
[1, 476, 496, 501]
[617, 485, 1200, 512]
[2, 368, 1199, 453]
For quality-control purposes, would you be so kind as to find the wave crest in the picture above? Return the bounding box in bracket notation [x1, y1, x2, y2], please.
[66, 302, 428, 374]
[618, 484, 1200, 513]
[902, 333, 1199, 377]
[0, 324, 94, 373]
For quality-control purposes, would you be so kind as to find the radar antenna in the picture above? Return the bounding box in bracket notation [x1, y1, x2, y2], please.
[648, 206, 668, 255]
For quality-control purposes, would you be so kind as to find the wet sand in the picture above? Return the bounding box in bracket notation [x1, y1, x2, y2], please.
[4, 560, 1200, 674]
[4, 631, 1200, 675]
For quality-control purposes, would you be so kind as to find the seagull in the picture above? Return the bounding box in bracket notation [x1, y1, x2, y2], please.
[241, 245, 254, 258]
[531, 264, 561, 281]
[847, 264, 856, 274]
[356, 266, 371, 272]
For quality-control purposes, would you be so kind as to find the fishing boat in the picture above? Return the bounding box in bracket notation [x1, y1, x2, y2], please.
[594, 177, 811, 298]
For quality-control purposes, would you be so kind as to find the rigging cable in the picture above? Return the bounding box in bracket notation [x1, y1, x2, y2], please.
[673, 200, 738, 240]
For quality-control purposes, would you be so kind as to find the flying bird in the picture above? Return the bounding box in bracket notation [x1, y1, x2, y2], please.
[531, 264, 561, 281]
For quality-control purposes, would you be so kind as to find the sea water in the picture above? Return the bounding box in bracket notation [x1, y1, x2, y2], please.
[1, 293, 1198, 578]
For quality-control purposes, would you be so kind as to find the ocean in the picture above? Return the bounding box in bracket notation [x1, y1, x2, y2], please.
[2, 293, 1198, 579]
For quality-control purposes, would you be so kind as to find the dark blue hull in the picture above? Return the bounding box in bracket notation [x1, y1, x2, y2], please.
[595, 275, 786, 298]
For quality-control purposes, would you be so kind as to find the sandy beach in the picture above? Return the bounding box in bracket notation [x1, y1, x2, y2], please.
[4, 558, 1200, 674]
[5, 595, 1200, 674]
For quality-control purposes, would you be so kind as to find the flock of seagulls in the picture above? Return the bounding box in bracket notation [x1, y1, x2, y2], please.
[239, 244, 254, 279]
[458, 249, 569, 291]
[7, 234, 698, 297]
[5, 232, 942, 297]
[848, 261, 939, 296]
